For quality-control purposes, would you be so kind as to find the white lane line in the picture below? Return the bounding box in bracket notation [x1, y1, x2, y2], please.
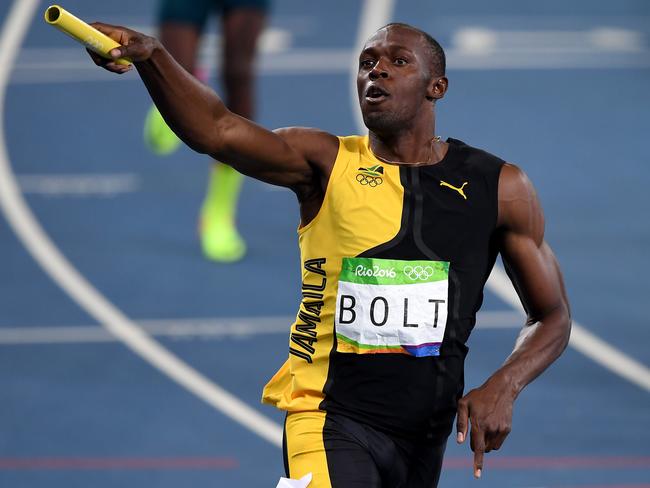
[453, 27, 645, 54]
[0, 0, 282, 447]
[18, 173, 139, 196]
[11, 48, 650, 85]
[0, 310, 525, 345]
[125, 26, 293, 54]
[486, 267, 650, 392]
[11, 24, 650, 84]
[11, 48, 355, 84]
[0, 316, 295, 345]
[346, 5, 650, 393]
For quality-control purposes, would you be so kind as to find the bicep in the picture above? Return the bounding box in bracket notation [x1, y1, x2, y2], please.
[500, 235, 567, 321]
[498, 164, 568, 320]
[207, 116, 319, 189]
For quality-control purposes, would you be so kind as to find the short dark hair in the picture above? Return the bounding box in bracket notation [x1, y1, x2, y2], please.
[381, 23, 446, 76]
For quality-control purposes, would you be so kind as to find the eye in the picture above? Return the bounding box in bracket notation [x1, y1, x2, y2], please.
[394, 57, 408, 66]
[359, 59, 374, 69]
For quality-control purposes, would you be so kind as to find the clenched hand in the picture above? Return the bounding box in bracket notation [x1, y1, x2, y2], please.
[86, 22, 159, 74]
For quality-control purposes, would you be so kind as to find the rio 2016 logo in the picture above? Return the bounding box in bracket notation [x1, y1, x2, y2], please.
[354, 264, 396, 278]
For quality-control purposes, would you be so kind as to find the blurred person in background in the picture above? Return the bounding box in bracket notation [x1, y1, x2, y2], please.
[144, 0, 269, 262]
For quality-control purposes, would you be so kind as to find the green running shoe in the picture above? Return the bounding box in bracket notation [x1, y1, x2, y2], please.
[199, 164, 247, 263]
[143, 105, 182, 155]
[199, 216, 247, 263]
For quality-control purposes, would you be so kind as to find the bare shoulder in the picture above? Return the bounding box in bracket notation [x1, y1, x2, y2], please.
[274, 127, 340, 172]
[497, 162, 544, 243]
[498, 163, 535, 203]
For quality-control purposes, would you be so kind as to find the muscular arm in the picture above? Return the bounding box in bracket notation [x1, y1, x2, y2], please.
[492, 163, 571, 395]
[88, 23, 338, 200]
[456, 163, 571, 478]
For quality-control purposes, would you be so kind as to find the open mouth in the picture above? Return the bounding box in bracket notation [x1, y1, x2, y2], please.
[365, 85, 390, 102]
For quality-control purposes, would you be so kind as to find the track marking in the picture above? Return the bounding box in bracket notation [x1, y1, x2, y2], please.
[453, 27, 644, 55]
[346, 6, 650, 393]
[0, 0, 282, 447]
[0, 457, 239, 470]
[0, 456, 650, 470]
[0, 310, 524, 345]
[11, 24, 650, 84]
[487, 267, 650, 391]
[442, 455, 650, 470]
[0, 455, 646, 471]
[18, 173, 139, 196]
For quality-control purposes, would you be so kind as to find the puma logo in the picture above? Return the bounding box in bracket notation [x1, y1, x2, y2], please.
[440, 180, 468, 200]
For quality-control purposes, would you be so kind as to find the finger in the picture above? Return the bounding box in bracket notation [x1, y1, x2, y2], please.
[456, 400, 468, 444]
[470, 422, 486, 479]
[491, 425, 511, 451]
[109, 44, 141, 65]
[85, 48, 105, 66]
[89, 22, 122, 40]
[482, 427, 498, 453]
[109, 47, 128, 60]
[105, 61, 132, 74]
[90, 22, 134, 55]
[473, 446, 484, 479]
[85, 48, 127, 73]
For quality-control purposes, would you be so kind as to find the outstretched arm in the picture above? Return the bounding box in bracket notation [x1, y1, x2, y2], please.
[456, 163, 571, 478]
[87, 23, 338, 195]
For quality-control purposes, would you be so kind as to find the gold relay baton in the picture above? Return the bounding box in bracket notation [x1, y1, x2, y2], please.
[44, 5, 132, 66]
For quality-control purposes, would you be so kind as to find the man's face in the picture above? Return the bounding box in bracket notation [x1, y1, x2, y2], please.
[357, 26, 435, 133]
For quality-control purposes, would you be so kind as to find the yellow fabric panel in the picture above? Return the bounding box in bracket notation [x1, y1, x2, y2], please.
[261, 358, 291, 407]
[284, 411, 331, 487]
[262, 135, 404, 411]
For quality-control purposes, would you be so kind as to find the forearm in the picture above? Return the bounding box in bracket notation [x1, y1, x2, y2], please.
[135, 42, 228, 154]
[456, 164, 571, 475]
[487, 305, 571, 397]
[88, 22, 328, 189]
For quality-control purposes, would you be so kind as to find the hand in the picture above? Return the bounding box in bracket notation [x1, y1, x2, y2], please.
[86, 22, 159, 74]
[455, 379, 516, 479]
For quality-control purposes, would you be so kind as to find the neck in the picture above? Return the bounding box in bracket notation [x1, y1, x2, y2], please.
[368, 112, 443, 165]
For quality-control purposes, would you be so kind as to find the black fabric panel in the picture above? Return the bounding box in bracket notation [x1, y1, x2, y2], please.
[321, 139, 504, 441]
[323, 413, 447, 487]
[282, 415, 289, 477]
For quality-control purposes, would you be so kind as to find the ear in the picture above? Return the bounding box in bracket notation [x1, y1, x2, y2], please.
[427, 76, 448, 102]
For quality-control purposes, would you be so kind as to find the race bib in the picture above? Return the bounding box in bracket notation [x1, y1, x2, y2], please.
[334, 257, 449, 357]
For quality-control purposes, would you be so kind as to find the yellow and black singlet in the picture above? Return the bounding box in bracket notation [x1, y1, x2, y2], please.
[263, 135, 504, 441]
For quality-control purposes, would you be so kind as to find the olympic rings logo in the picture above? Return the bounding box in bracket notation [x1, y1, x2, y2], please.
[356, 173, 383, 187]
[403, 265, 434, 281]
